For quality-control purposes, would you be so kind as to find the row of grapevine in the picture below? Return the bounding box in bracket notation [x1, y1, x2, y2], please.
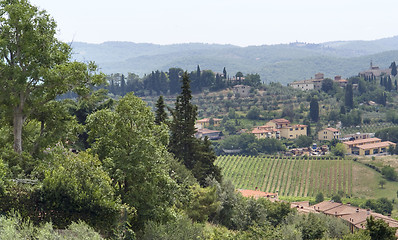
[215, 155, 353, 197]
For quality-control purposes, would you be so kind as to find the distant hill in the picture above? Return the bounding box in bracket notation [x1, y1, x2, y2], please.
[70, 36, 398, 85]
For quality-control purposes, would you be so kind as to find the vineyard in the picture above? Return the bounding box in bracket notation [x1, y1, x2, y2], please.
[215, 155, 352, 197]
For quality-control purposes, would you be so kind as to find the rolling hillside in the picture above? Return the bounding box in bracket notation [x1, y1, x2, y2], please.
[215, 155, 398, 200]
[70, 36, 398, 85]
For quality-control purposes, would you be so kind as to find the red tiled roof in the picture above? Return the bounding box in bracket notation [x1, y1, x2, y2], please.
[312, 201, 343, 212]
[271, 118, 290, 124]
[343, 138, 381, 146]
[252, 128, 271, 134]
[325, 127, 340, 132]
[357, 141, 395, 150]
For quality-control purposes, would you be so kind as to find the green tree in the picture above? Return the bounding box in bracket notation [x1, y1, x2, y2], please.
[0, 0, 104, 154]
[169, 72, 221, 185]
[315, 192, 324, 203]
[36, 144, 122, 231]
[309, 97, 319, 122]
[366, 215, 396, 240]
[295, 135, 313, 148]
[246, 106, 260, 120]
[169, 72, 198, 170]
[331, 195, 342, 203]
[381, 166, 397, 181]
[332, 143, 346, 157]
[321, 78, 334, 93]
[155, 95, 168, 125]
[379, 179, 387, 189]
[87, 93, 178, 230]
[345, 83, 354, 109]
[390, 61, 397, 77]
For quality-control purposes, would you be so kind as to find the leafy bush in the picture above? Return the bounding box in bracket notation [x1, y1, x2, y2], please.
[381, 166, 397, 181]
[34, 144, 123, 233]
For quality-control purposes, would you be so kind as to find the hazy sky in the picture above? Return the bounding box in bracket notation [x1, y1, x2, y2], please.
[30, 0, 398, 46]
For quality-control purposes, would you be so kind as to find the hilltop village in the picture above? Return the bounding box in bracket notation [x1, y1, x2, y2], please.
[3, 1, 398, 238]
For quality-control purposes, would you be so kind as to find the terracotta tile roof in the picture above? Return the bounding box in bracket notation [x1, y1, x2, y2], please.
[323, 204, 360, 216]
[357, 141, 396, 150]
[238, 189, 277, 199]
[252, 128, 271, 134]
[325, 127, 340, 132]
[291, 201, 318, 213]
[312, 201, 343, 212]
[196, 118, 222, 123]
[258, 125, 273, 129]
[271, 118, 290, 124]
[343, 138, 381, 146]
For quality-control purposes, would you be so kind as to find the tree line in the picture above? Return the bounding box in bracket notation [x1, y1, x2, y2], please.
[105, 67, 262, 96]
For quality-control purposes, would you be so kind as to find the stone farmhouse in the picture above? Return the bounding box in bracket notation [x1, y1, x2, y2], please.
[251, 118, 307, 140]
[318, 127, 340, 141]
[195, 118, 222, 130]
[289, 73, 348, 91]
[232, 84, 251, 97]
[359, 61, 392, 78]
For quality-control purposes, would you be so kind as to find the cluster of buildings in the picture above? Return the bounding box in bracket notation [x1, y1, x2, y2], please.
[194, 118, 222, 140]
[251, 118, 307, 140]
[289, 73, 348, 91]
[359, 61, 392, 78]
[292, 200, 398, 235]
[238, 189, 398, 235]
[318, 128, 396, 156]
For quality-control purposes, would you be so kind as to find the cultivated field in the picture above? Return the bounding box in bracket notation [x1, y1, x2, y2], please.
[215, 155, 352, 197]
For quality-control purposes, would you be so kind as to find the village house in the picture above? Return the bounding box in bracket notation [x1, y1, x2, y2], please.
[194, 128, 221, 140]
[318, 127, 340, 141]
[341, 132, 374, 141]
[312, 200, 398, 236]
[251, 118, 307, 140]
[333, 76, 348, 88]
[359, 61, 392, 78]
[233, 84, 251, 97]
[279, 124, 307, 139]
[289, 73, 324, 91]
[251, 125, 279, 139]
[195, 118, 222, 129]
[343, 137, 396, 155]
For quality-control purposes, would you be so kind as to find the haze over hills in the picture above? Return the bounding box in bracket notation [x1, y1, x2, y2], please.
[70, 36, 398, 85]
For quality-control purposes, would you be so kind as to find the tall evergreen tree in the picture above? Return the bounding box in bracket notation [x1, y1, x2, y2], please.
[169, 72, 222, 186]
[345, 83, 354, 109]
[155, 96, 168, 125]
[391, 61, 397, 77]
[169, 72, 199, 170]
[120, 74, 126, 95]
[223, 67, 227, 79]
[309, 97, 319, 122]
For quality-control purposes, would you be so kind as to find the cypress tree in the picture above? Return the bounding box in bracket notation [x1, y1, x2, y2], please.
[223, 67, 227, 79]
[345, 83, 354, 109]
[155, 95, 168, 125]
[309, 97, 319, 122]
[391, 61, 397, 77]
[169, 72, 222, 185]
[169, 72, 198, 169]
[120, 74, 126, 95]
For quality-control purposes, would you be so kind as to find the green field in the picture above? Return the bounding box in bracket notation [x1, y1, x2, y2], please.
[215, 155, 352, 197]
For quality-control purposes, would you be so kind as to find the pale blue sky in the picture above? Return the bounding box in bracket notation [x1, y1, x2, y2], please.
[30, 0, 398, 46]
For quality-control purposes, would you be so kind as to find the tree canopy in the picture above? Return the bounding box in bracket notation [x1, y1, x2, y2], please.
[0, 0, 104, 154]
